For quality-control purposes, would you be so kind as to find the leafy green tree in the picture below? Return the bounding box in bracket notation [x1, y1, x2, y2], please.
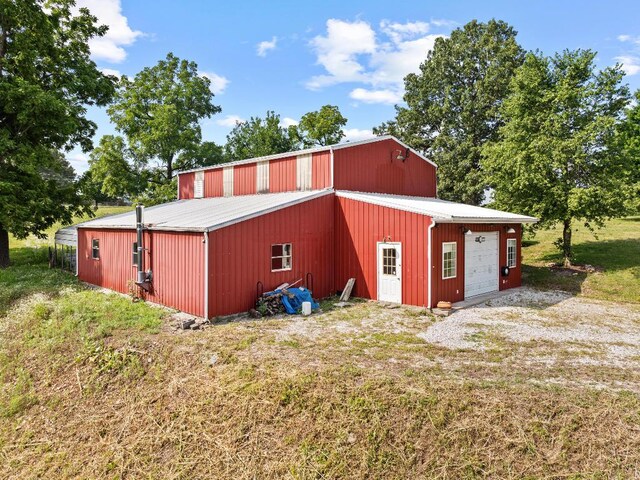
[374, 19, 524, 205]
[176, 140, 225, 171]
[87, 135, 142, 200]
[290, 105, 347, 147]
[78, 170, 114, 208]
[0, 0, 115, 267]
[224, 111, 296, 160]
[107, 53, 221, 182]
[617, 90, 640, 212]
[483, 50, 631, 266]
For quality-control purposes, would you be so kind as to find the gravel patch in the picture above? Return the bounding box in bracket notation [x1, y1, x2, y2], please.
[418, 287, 640, 367]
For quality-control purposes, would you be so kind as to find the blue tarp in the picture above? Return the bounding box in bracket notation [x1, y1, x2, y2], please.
[267, 287, 319, 314]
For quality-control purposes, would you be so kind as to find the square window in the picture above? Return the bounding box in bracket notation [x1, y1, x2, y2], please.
[91, 239, 100, 260]
[442, 242, 456, 279]
[271, 243, 292, 271]
[382, 248, 397, 275]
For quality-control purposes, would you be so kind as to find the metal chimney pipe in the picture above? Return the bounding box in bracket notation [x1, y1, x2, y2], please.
[135, 205, 145, 284]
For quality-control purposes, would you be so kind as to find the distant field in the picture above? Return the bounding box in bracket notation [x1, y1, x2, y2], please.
[521, 217, 640, 303]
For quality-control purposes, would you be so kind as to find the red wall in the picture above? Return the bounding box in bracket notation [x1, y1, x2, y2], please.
[334, 195, 430, 307]
[333, 138, 436, 197]
[431, 223, 522, 306]
[312, 151, 331, 189]
[233, 163, 257, 195]
[205, 169, 223, 198]
[77, 228, 205, 316]
[208, 194, 334, 317]
[269, 156, 297, 193]
[178, 172, 194, 199]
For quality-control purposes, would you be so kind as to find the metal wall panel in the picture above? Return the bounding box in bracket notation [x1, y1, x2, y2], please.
[256, 161, 269, 193]
[333, 138, 436, 197]
[78, 228, 205, 316]
[334, 195, 430, 307]
[296, 153, 312, 191]
[194, 171, 204, 198]
[208, 194, 334, 317]
[233, 163, 257, 195]
[179, 172, 194, 199]
[223, 167, 234, 197]
[268, 156, 297, 193]
[204, 169, 224, 197]
[431, 223, 522, 306]
[312, 151, 331, 189]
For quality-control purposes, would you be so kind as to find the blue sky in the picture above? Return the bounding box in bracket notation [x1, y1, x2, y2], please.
[70, 0, 640, 172]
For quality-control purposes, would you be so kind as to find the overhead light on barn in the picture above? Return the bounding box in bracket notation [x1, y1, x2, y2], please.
[506, 227, 516, 234]
[462, 227, 473, 235]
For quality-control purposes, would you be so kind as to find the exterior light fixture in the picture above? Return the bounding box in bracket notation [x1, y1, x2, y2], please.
[462, 227, 473, 235]
[506, 227, 516, 234]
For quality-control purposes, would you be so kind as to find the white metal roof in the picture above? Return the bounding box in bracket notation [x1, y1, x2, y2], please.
[54, 226, 77, 246]
[178, 135, 437, 174]
[77, 189, 333, 232]
[335, 191, 538, 224]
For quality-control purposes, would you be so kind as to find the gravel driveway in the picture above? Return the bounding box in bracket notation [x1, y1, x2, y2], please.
[419, 288, 640, 368]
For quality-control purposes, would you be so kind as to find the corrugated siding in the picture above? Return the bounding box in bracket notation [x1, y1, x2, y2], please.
[333, 138, 436, 197]
[233, 163, 257, 195]
[194, 171, 204, 198]
[204, 169, 223, 197]
[335, 196, 430, 307]
[209, 194, 334, 317]
[223, 167, 234, 196]
[257, 161, 269, 193]
[179, 172, 194, 199]
[296, 153, 312, 191]
[431, 223, 522, 307]
[78, 228, 204, 316]
[269, 156, 297, 192]
[312, 151, 331, 189]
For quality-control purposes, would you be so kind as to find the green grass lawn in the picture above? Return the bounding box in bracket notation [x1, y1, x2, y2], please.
[522, 217, 640, 303]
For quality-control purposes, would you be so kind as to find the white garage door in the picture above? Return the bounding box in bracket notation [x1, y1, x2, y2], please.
[464, 232, 499, 299]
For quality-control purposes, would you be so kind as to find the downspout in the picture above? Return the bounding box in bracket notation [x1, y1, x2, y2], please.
[427, 220, 436, 310]
[203, 230, 209, 320]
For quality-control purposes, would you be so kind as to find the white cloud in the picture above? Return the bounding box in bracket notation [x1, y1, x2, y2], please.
[67, 151, 90, 174]
[618, 34, 640, 45]
[280, 117, 299, 128]
[342, 128, 376, 142]
[100, 68, 121, 77]
[201, 71, 230, 94]
[306, 18, 447, 103]
[349, 87, 402, 105]
[215, 115, 245, 127]
[615, 55, 640, 75]
[257, 36, 278, 57]
[76, 0, 143, 63]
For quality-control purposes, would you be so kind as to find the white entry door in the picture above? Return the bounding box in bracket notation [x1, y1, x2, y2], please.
[464, 232, 499, 298]
[377, 242, 402, 303]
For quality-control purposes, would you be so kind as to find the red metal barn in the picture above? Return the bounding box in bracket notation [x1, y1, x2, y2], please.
[72, 136, 536, 318]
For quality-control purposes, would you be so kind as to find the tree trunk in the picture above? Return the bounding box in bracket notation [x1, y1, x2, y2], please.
[562, 219, 572, 267]
[0, 225, 9, 268]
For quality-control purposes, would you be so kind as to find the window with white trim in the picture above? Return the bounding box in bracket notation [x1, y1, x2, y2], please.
[442, 242, 456, 279]
[382, 247, 397, 276]
[271, 243, 292, 271]
[507, 238, 517, 268]
[91, 239, 100, 260]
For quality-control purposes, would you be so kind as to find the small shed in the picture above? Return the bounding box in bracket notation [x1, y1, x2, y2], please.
[52, 226, 77, 273]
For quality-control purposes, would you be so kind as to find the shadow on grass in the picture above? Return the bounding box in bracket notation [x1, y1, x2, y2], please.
[522, 265, 587, 294]
[537, 238, 640, 272]
[0, 247, 78, 316]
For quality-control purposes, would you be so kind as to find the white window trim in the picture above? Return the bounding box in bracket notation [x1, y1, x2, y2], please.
[271, 243, 292, 272]
[442, 241, 457, 279]
[91, 239, 100, 260]
[507, 238, 517, 268]
[194, 171, 204, 198]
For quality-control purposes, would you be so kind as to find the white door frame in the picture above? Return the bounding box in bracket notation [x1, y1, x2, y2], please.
[377, 242, 402, 303]
[464, 231, 499, 299]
